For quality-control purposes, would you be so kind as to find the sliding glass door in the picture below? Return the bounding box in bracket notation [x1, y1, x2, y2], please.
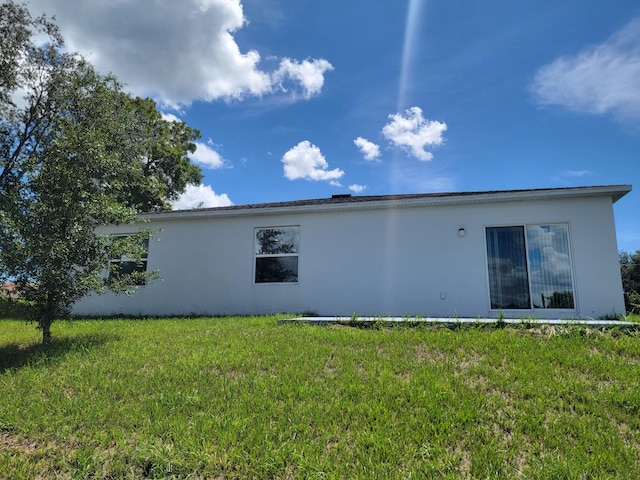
[486, 224, 574, 310]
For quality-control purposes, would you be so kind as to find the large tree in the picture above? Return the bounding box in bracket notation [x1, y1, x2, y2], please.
[115, 95, 203, 211]
[0, 1, 203, 343]
[620, 250, 640, 315]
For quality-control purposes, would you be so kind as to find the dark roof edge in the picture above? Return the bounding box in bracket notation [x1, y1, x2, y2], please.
[142, 184, 632, 221]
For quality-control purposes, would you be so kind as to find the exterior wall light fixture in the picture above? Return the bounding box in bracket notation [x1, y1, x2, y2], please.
[458, 227, 466, 237]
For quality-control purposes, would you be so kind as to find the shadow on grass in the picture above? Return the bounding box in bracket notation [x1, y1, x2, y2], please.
[0, 333, 118, 373]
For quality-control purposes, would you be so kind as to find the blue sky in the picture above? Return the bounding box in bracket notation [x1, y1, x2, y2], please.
[28, 0, 640, 252]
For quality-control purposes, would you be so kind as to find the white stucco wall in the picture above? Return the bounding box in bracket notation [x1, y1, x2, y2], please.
[72, 190, 627, 319]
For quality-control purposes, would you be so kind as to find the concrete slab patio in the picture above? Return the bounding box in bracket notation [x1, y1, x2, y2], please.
[280, 316, 638, 329]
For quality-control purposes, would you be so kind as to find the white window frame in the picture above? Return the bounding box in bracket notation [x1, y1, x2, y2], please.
[484, 223, 577, 312]
[254, 226, 300, 284]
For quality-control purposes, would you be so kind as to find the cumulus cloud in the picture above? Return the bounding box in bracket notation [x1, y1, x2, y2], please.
[282, 141, 344, 182]
[382, 107, 447, 161]
[531, 17, 640, 121]
[27, 0, 333, 107]
[172, 184, 233, 210]
[353, 137, 381, 161]
[272, 58, 334, 99]
[348, 184, 367, 193]
[161, 113, 181, 123]
[188, 142, 225, 169]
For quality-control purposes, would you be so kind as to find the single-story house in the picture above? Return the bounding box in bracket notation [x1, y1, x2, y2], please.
[1, 281, 19, 300]
[72, 184, 632, 319]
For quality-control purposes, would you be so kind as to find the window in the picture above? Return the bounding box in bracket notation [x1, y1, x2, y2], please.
[486, 224, 574, 310]
[255, 227, 299, 283]
[486, 226, 530, 309]
[109, 236, 149, 285]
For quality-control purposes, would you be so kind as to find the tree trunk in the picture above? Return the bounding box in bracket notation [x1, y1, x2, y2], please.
[40, 295, 56, 345]
[41, 318, 52, 345]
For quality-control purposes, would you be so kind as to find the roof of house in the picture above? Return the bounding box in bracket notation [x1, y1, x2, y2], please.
[143, 184, 632, 221]
[1, 282, 18, 299]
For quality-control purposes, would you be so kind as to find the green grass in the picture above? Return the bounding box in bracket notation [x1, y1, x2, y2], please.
[1, 316, 640, 479]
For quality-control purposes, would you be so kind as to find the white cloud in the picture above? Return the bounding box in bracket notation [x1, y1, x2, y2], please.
[531, 17, 640, 121]
[382, 106, 447, 161]
[348, 184, 367, 193]
[161, 113, 181, 123]
[282, 141, 344, 182]
[172, 184, 233, 210]
[566, 170, 594, 177]
[27, 0, 333, 107]
[189, 142, 225, 169]
[353, 137, 381, 161]
[272, 58, 334, 99]
[551, 169, 596, 184]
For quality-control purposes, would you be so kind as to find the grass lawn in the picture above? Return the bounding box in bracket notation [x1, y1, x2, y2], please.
[1, 316, 639, 479]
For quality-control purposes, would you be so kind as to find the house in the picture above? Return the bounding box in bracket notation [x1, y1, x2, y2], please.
[1, 282, 19, 300]
[72, 184, 632, 319]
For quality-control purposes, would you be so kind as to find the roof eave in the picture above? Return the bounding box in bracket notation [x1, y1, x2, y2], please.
[140, 184, 632, 222]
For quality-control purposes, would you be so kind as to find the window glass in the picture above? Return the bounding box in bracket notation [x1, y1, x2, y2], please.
[113, 260, 147, 277]
[486, 224, 574, 310]
[255, 257, 299, 283]
[255, 228, 299, 255]
[109, 236, 149, 285]
[255, 227, 299, 284]
[486, 226, 531, 309]
[526, 225, 574, 309]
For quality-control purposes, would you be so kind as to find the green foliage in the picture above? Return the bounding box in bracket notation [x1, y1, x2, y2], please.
[116, 96, 203, 211]
[0, 296, 30, 318]
[1, 317, 639, 478]
[545, 290, 574, 309]
[0, 1, 202, 343]
[620, 250, 640, 314]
